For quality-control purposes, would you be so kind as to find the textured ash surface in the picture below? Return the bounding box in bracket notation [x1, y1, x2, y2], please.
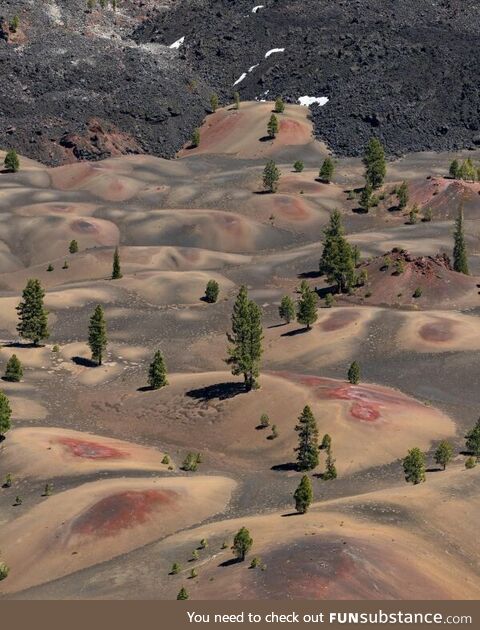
[3, 0, 480, 164]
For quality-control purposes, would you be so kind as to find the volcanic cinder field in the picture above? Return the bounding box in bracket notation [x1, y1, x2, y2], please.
[1, 101, 480, 600]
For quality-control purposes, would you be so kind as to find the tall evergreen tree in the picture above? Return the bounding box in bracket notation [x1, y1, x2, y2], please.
[232, 527, 253, 561]
[177, 587, 189, 600]
[205, 279, 220, 303]
[4, 355, 23, 382]
[319, 211, 355, 292]
[296, 287, 318, 330]
[148, 350, 168, 389]
[347, 361, 360, 385]
[274, 97, 285, 113]
[397, 181, 409, 210]
[69, 239, 79, 254]
[191, 128, 200, 148]
[279, 295, 296, 324]
[16, 279, 49, 346]
[319, 157, 334, 183]
[363, 138, 386, 189]
[453, 207, 469, 274]
[323, 448, 338, 480]
[263, 160, 280, 193]
[0, 391, 12, 437]
[465, 418, 480, 460]
[226, 286, 263, 391]
[88, 305, 107, 366]
[449, 159, 460, 179]
[111, 246, 122, 279]
[294, 475, 313, 514]
[359, 182, 373, 213]
[403, 447, 426, 484]
[210, 93, 219, 113]
[295, 405, 319, 471]
[434, 440, 454, 470]
[267, 114, 279, 138]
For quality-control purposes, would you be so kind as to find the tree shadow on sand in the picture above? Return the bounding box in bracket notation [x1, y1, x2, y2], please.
[186, 382, 246, 402]
[71, 356, 98, 368]
[218, 557, 243, 568]
[271, 462, 298, 472]
[281, 327, 310, 338]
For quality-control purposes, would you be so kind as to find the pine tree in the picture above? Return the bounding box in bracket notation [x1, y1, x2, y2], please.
[0, 561, 9, 582]
[278, 295, 295, 324]
[347, 361, 360, 385]
[403, 447, 426, 484]
[232, 527, 253, 561]
[296, 288, 318, 330]
[294, 475, 313, 514]
[449, 159, 460, 179]
[4, 149, 19, 172]
[148, 350, 168, 389]
[210, 93, 219, 113]
[274, 97, 285, 113]
[177, 587, 189, 600]
[69, 239, 79, 254]
[319, 211, 356, 293]
[453, 207, 469, 274]
[88, 305, 107, 366]
[267, 114, 279, 138]
[459, 158, 476, 182]
[0, 391, 12, 437]
[465, 418, 480, 460]
[321, 434, 332, 450]
[191, 128, 200, 148]
[359, 182, 373, 212]
[319, 157, 334, 183]
[263, 160, 280, 193]
[397, 181, 409, 210]
[4, 355, 23, 382]
[205, 279, 220, 303]
[111, 246, 122, 279]
[295, 405, 319, 471]
[226, 286, 263, 391]
[10, 15, 20, 32]
[323, 448, 337, 480]
[16, 279, 49, 346]
[293, 160, 304, 172]
[233, 91, 240, 110]
[363, 138, 386, 189]
[434, 440, 454, 470]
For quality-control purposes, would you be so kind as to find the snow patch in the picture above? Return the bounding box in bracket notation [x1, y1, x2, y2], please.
[298, 96, 329, 107]
[233, 73, 247, 86]
[169, 36, 185, 49]
[252, 5, 264, 12]
[265, 48, 285, 58]
[249, 64, 259, 73]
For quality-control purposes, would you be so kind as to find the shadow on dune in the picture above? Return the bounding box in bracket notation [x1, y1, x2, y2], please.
[271, 462, 298, 472]
[281, 327, 310, 337]
[186, 382, 246, 401]
[219, 557, 243, 568]
[71, 356, 98, 368]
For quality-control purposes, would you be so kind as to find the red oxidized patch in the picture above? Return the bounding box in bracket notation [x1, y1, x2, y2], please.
[58, 437, 129, 460]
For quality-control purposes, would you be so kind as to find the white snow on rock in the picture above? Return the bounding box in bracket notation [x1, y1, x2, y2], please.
[249, 64, 259, 72]
[252, 5, 264, 12]
[233, 73, 247, 86]
[298, 96, 329, 107]
[265, 48, 285, 58]
[169, 36, 185, 49]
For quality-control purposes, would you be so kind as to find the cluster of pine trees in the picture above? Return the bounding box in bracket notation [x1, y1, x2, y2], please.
[449, 158, 479, 182]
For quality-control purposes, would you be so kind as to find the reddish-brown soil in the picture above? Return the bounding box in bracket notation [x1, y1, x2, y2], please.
[57, 437, 128, 460]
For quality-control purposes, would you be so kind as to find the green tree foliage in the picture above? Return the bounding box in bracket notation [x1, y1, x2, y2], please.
[111, 246, 122, 279]
[270, 424, 279, 439]
[413, 286, 423, 298]
[47, 263, 54, 272]
[449, 159, 460, 179]
[434, 440, 454, 470]
[403, 447, 426, 484]
[423, 207, 433, 222]
[274, 97, 285, 113]
[233, 91, 240, 110]
[182, 452, 201, 471]
[16, 279, 49, 346]
[88, 305, 107, 365]
[363, 138, 386, 189]
[465, 457, 476, 469]
[68, 239, 78, 254]
[458, 158, 476, 182]
[453, 207, 469, 274]
[319, 157, 334, 183]
[4, 149, 19, 172]
[293, 160, 304, 172]
[323, 448, 337, 480]
[191, 128, 200, 148]
[465, 418, 480, 460]
[10, 15, 20, 32]
[226, 286, 263, 391]
[259, 413, 270, 428]
[0, 561, 9, 581]
[205, 279, 220, 303]
[397, 181, 409, 210]
[177, 587, 189, 600]
[170, 562, 181, 575]
[278, 295, 296, 324]
[347, 361, 360, 385]
[148, 350, 168, 389]
[324, 292, 335, 308]
[267, 114, 279, 138]
[296, 287, 318, 330]
[321, 434, 332, 450]
[319, 210, 356, 292]
[294, 475, 313, 514]
[295, 405, 319, 471]
[359, 182, 373, 213]
[263, 159, 280, 193]
[4, 355, 23, 382]
[210, 93, 219, 113]
[232, 527, 253, 561]
[0, 391, 12, 437]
